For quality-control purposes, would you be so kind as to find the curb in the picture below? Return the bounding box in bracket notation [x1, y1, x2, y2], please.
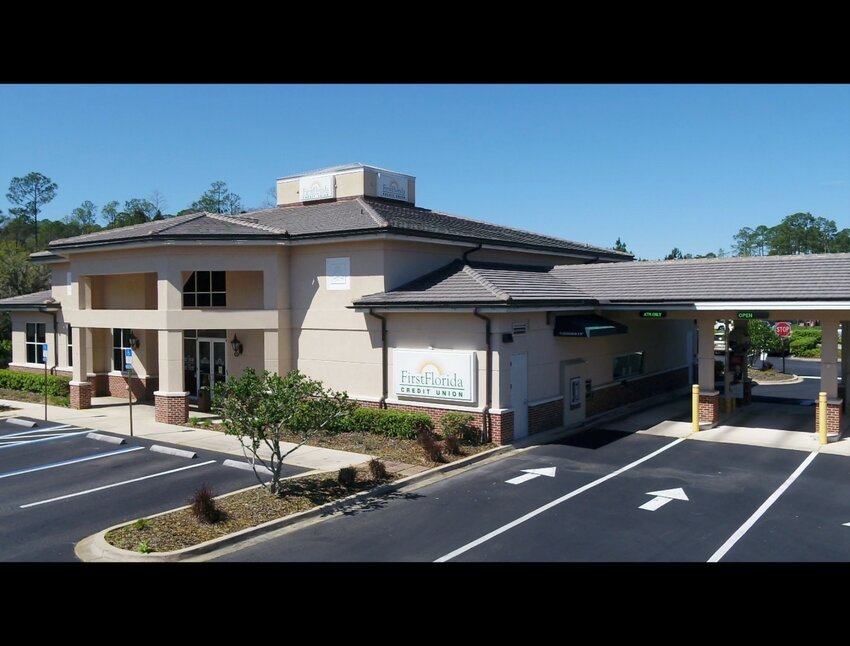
[750, 374, 803, 386]
[75, 443, 515, 562]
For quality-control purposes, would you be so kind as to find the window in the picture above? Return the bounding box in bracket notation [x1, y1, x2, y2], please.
[26, 323, 46, 364]
[183, 271, 226, 307]
[67, 324, 73, 367]
[613, 352, 644, 380]
[113, 328, 133, 371]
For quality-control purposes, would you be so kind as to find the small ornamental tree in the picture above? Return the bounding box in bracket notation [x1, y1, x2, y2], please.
[748, 320, 781, 358]
[212, 368, 354, 495]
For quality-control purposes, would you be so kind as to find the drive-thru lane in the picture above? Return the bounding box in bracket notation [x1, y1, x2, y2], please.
[217, 427, 850, 562]
[0, 418, 308, 561]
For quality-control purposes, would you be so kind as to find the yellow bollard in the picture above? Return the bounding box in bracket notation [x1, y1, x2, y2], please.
[818, 391, 828, 445]
[692, 385, 700, 433]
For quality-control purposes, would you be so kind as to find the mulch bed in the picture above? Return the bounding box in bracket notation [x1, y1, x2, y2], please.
[0, 388, 68, 407]
[749, 368, 796, 382]
[106, 465, 398, 553]
[184, 421, 495, 467]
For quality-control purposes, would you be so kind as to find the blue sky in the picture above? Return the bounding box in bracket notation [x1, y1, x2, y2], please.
[1, 84, 847, 260]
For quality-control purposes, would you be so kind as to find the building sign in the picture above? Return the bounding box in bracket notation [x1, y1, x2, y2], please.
[325, 257, 350, 291]
[377, 173, 408, 201]
[640, 311, 667, 318]
[737, 311, 770, 320]
[394, 349, 475, 403]
[299, 174, 335, 202]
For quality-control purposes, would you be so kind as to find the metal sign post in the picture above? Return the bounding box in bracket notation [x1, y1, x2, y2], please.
[775, 322, 792, 374]
[41, 343, 48, 421]
[125, 348, 134, 437]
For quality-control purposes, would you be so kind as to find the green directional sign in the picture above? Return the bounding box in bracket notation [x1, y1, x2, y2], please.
[737, 311, 770, 320]
[640, 311, 667, 319]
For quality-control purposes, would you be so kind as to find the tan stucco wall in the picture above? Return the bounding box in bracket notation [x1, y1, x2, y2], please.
[226, 328, 264, 378]
[10, 312, 55, 368]
[227, 272, 264, 309]
[96, 273, 155, 309]
[276, 168, 416, 206]
[386, 313, 488, 409]
[492, 312, 693, 409]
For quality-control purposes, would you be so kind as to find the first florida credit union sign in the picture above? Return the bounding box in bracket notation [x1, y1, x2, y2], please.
[393, 349, 476, 403]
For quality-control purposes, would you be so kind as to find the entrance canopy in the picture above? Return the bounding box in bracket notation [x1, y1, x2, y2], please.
[554, 314, 627, 338]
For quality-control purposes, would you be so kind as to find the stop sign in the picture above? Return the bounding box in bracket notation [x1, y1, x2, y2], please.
[775, 322, 792, 338]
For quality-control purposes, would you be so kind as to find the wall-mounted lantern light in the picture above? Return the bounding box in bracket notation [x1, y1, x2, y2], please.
[231, 334, 243, 357]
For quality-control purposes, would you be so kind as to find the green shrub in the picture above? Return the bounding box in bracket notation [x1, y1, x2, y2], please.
[137, 541, 152, 554]
[344, 407, 434, 439]
[790, 335, 819, 355]
[134, 517, 149, 531]
[440, 412, 479, 444]
[0, 368, 70, 397]
[794, 348, 821, 358]
[338, 466, 357, 488]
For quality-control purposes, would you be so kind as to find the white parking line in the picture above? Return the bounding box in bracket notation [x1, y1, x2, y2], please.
[434, 437, 686, 562]
[0, 446, 144, 480]
[0, 424, 75, 438]
[707, 451, 818, 563]
[20, 460, 218, 508]
[0, 431, 91, 451]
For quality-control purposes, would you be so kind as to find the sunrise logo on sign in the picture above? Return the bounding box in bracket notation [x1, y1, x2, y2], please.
[378, 173, 408, 201]
[394, 349, 475, 403]
[299, 174, 335, 202]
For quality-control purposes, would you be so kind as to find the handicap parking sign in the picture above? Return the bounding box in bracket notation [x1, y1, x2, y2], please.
[40, 343, 48, 363]
[124, 348, 133, 369]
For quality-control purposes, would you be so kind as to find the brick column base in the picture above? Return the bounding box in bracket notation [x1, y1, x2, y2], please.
[69, 381, 92, 409]
[815, 400, 843, 438]
[699, 390, 719, 425]
[491, 410, 515, 445]
[154, 391, 189, 425]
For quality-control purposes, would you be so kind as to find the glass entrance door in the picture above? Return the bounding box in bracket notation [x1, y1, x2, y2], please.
[197, 338, 226, 395]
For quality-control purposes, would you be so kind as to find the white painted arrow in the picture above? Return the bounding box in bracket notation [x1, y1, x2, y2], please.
[639, 487, 689, 511]
[505, 467, 557, 485]
[842, 522, 850, 527]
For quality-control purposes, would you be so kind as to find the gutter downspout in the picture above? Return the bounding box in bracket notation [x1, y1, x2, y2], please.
[462, 243, 483, 263]
[367, 309, 388, 409]
[473, 308, 492, 443]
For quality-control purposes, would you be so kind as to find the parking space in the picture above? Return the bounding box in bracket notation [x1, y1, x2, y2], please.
[0, 417, 309, 562]
[217, 424, 850, 563]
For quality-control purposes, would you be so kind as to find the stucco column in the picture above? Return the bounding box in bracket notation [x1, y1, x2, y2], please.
[154, 329, 188, 424]
[816, 319, 843, 437]
[264, 330, 279, 375]
[157, 266, 183, 314]
[842, 321, 848, 413]
[69, 326, 92, 409]
[821, 319, 839, 399]
[263, 248, 292, 374]
[697, 317, 719, 424]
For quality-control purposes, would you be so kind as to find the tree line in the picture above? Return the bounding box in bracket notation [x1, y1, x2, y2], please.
[0, 171, 268, 355]
[0, 171, 257, 253]
[615, 211, 849, 260]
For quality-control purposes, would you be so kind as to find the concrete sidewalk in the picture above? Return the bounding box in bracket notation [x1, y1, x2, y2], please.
[631, 397, 850, 456]
[0, 396, 372, 471]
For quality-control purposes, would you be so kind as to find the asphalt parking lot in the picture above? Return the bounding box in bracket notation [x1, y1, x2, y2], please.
[215, 423, 850, 562]
[0, 416, 308, 562]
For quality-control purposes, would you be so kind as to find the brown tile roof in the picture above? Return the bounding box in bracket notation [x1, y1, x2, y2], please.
[354, 253, 850, 308]
[0, 290, 57, 310]
[46, 197, 630, 261]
